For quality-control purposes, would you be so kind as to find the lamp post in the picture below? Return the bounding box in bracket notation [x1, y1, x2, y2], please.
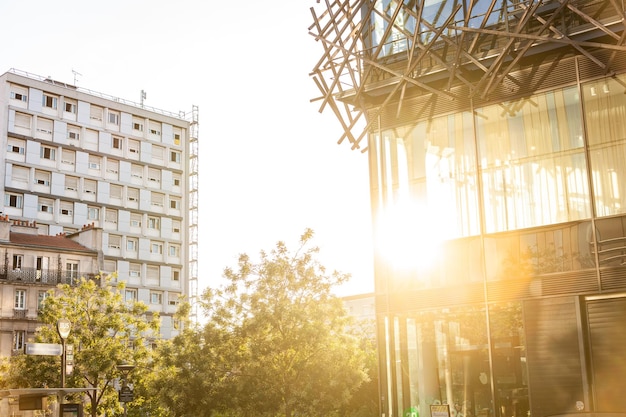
[56, 318, 71, 417]
[56, 318, 71, 388]
[117, 363, 135, 417]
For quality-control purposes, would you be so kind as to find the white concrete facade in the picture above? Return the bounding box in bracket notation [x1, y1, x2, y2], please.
[0, 69, 191, 341]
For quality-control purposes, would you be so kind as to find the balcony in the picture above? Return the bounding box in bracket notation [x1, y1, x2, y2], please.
[0, 268, 100, 286]
[13, 308, 28, 319]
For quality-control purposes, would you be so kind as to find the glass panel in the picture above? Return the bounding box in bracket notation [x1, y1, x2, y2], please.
[583, 75, 626, 147]
[483, 221, 595, 281]
[375, 112, 479, 241]
[583, 75, 626, 217]
[406, 306, 489, 417]
[476, 88, 589, 232]
[365, 1, 511, 56]
[594, 216, 626, 267]
[589, 142, 626, 217]
[489, 302, 529, 417]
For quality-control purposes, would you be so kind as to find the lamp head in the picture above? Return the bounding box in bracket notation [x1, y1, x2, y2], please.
[57, 318, 71, 340]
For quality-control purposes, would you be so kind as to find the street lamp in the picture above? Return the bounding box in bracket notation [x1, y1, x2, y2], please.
[56, 318, 71, 388]
[117, 363, 135, 417]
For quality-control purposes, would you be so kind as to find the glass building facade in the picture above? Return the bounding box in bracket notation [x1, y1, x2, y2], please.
[370, 74, 626, 417]
[308, 2, 626, 417]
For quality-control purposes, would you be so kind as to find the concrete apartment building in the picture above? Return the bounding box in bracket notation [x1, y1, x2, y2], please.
[310, 2, 626, 417]
[0, 69, 199, 349]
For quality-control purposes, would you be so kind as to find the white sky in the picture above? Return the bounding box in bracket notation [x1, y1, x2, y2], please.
[0, 0, 375, 296]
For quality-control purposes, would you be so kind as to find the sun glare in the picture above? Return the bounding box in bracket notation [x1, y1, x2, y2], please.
[376, 199, 444, 272]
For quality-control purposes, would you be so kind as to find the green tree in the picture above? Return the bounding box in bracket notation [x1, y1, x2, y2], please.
[142, 302, 234, 417]
[6, 275, 160, 417]
[340, 318, 379, 417]
[200, 229, 370, 417]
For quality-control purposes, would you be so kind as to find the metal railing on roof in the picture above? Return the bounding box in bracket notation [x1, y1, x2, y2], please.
[7, 68, 188, 120]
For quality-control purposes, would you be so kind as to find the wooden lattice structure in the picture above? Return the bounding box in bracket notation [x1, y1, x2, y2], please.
[308, 0, 626, 152]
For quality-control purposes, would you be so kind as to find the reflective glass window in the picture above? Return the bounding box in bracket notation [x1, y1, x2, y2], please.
[476, 87, 589, 232]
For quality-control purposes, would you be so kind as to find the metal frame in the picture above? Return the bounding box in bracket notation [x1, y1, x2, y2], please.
[309, 0, 626, 151]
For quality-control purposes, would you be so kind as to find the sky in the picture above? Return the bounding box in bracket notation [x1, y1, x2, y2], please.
[0, 1, 375, 296]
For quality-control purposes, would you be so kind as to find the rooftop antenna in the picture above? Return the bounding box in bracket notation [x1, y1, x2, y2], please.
[72, 69, 82, 85]
[141, 90, 147, 107]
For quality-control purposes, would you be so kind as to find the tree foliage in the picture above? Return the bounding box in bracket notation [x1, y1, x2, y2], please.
[207, 229, 368, 417]
[149, 229, 372, 417]
[6, 275, 160, 417]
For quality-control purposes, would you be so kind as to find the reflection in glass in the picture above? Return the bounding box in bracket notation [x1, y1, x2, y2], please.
[402, 307, 490, 417]
[584, 74, 626, 217]
[489, 302, 529, 417]
[476, 88, 589, 232]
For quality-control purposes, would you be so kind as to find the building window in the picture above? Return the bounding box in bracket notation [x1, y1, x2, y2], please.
[129, 263, 141, 278]
[173, 174, 181, 187]
[38, 198, 54, 213]
[170, 150, 181, 163]
[169, 244, 180, 257]
[62, 149, 76, 165]
[42, 93, 58, 109]
[66, 262, 79, 282]
[147, 216, 160, 230]
[15, 112, 31, 130]
[67, 125, 80, 141]
[13, 330, 26, 351]
[151, 193, 164, 207]
[112, 136, 123, 149]
[153, 146, 164, 161]
[103, 260, 116, 275]
[87, 206, 99, 220]
[34, 170, 50, 186]
[90, 105, 103, 121]
[172, 270, 180, 281]
[149, 121, 161, 136]
[106, 209, 118, 224]
[88, 155, 101, 170]
[151, 241, 163, 254]
[128, 187, 139, 202]
[148, 168, 161, 183]
[36, 118, 53, 135]
[128, 139, 140, 154]
[84, 179, 97, 195]
[84, 129, 98, 147]
[133, 121, 143, 132]
[125, 289, 137, 302]
[127, 238, 138, 252]
[65, 100, 77, 114]
[106, 159, 119, 174]
[38, 291, 50, 310]
[108, 111, 120, 125]
[11, 166, 28, 184]
[131, 164, 143, 178]
[15, 289, 26, 309]
[12, 255, 23, 271]
[110, 184, 122, 199]
[147, 265, 159, 280]
[130, 213, 142, 228]
[7, 140, 25, 154]
[174, 132, 181, 145]
[169, 293, 180, 306]
[65, 176, 78, 191]
[109, 235, 121, 249]
[5, 193, 23, 208]
[60, 201, 73, 216]
[150, 292, 163, 304]
[40, 146, 56, 160]
[170, 198, 180, 210]
[172, 220, 181, 234]
[10, 88, 28, 102]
